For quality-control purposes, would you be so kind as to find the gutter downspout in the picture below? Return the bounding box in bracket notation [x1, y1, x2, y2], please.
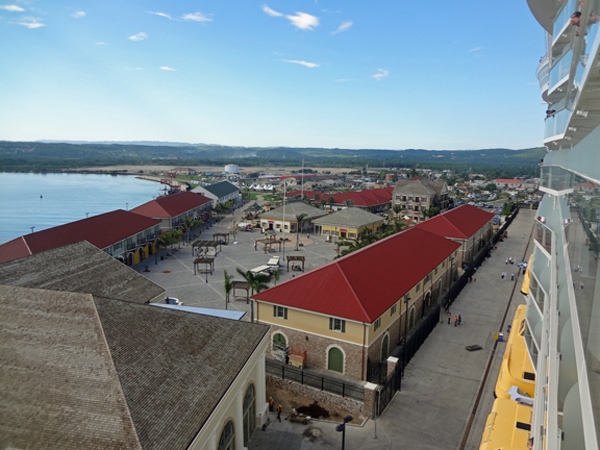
[361, 323, 367, 380]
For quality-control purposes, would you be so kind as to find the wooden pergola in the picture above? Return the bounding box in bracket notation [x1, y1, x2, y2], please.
[254, 237, 282, 254]
[193, 256, 215, 275]
[232, 280, 251, 303]
[192, 240, 222, 256]
[213, 232, 230, 244]
[286, 255, 305, 272]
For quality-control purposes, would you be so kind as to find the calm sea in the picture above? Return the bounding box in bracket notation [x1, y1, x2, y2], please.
[0, 173, 164, 245]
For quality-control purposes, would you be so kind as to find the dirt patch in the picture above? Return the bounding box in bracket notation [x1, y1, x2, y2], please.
[267, 385, 363, 424]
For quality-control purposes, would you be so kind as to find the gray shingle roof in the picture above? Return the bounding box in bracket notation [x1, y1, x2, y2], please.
[0, 242, 270, 450]
[95, 298, 269, 450]
[0, 241, 165, 304]
[194, 180, 240, 199]
[393, 179, 448, 197]
[312, 207, 384, 228]
[0, 285, 142, 450]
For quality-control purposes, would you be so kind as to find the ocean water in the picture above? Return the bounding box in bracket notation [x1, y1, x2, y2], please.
[0, 173, 164, 245]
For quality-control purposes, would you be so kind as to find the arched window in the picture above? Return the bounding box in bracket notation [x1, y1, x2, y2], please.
[272, 333, 287, 352]
[243, 384, 256, 446]
[327, 347, 344, 373]
[218, 421, 235, 450]
[381, 334, 389, 361]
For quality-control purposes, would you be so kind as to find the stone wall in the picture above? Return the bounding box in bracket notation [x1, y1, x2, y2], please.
[267, 374, 375, 418]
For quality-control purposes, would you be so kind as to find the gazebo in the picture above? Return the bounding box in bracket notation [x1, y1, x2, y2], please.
[286, 255, 305, 273]
[213, 232, 230, 244]
[192, 240, 222, 256]
[232, 280, 250, 303]
[254, 237, 282, 254]
[193, 256, 215, 276]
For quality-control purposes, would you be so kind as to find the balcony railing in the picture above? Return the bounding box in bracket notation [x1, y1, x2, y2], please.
[548, 49, 573, 93]
[553, 0, 577, 42]
[544, 108, 571, 140]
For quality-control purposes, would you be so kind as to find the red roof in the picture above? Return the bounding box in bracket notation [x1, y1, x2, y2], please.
[0, 210, 161, 264]
[252, 227, 460, 323]
[496, 179, 524, 183]
[131, 191, 211, 219]
[416, 204, 494, 240]
[287, 187, 393, 207]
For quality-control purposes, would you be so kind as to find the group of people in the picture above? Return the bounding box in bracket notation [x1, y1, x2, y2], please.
[268, 397, 283, 422]
[447, 314, 462, 326]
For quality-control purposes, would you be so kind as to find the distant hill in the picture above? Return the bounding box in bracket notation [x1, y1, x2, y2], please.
[0, 141, 546, 177]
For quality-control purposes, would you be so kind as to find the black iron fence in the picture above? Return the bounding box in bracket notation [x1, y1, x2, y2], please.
[265, 359, 364, 402]
[375, 363, 401, 417]
[396, 304, 441, 373]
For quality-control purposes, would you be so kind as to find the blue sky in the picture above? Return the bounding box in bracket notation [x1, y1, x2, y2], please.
[0, 1, 547, 150]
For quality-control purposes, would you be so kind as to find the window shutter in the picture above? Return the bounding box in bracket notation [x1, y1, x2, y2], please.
[329, 318, 333, 330]
[341, 320, 346, 333]
[273, 305, 277, 317]
[284, 308, 288, 320]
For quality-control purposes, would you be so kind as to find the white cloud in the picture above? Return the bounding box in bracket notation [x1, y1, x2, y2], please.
[129, 32, 147, 41]
[332, 20, 352, 34]
[371, 69, 389, 81]
[148, 11, 172, 19]
[136, 67, 144, 71]
[0, 4, 24, 11]
[262, 4, 282, 17]
[286, 12, 319, 30]
[71, 11, 85, 18]
[182, 12, 212, 22]
[160, 66, 177, 71]
[96, 41, 106, 45]
[283, 59, 320, 68]
[469, 47, 482, 52]
[18, 17, 44, 28]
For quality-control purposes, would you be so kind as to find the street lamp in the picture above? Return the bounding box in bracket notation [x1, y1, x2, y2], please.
[402, 295, 411, 378]
[335, 415, 353, 450]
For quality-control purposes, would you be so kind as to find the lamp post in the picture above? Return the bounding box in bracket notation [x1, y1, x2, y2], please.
[402, 295, 410, 378]
[335, 415, 353, 450]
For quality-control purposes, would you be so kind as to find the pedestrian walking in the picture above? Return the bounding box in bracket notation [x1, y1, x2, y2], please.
[458, 315, 462, 326]
[501, 272, 506, 280]
[454, 315, 458, 327]
[580, 282, 584, 290]
[506, 259, 508, 265]
[269, 397, 274, 412]
[511, 273, 515, 281]
[276, 405, 282, 422]
[448, 314, 451, 325]
[253, 241, 257, 251]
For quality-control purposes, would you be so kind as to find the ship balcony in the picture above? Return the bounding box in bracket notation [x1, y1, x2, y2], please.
[552, 0, 578, 50]
[544, 108, 571, 143]
[547, 49, 572, 101]
[536, 55, 550, 102]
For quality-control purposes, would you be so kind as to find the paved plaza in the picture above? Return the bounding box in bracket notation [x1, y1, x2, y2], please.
[133, 205, 339, 317]
[135, 206, 536, 450]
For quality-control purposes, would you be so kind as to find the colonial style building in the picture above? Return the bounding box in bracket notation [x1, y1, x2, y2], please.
[0, 241, 271, 450]
[416, 204, 495, 269]
[132, 191, 212, 232]
[252, 227, 460, 381]
[0, 209, 162, 266]
[392, 179, 450, 223]
[192, 180, 241, 207]
[259, 202, 327, 233]
[311, 207, 384, 240]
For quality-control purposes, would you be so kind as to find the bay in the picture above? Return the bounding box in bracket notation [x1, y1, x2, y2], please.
[0, 173, 165, 245]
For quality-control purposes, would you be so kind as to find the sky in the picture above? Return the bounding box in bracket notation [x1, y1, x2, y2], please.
[0, 1, 548, 150]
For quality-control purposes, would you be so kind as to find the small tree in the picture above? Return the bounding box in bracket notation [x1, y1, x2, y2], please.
[295, 213, 308, 250]
[272, 268, 280, 286]
[343, 199, 354, 207]
[327, 196, 335, 209]
[392, 204, 403, 220]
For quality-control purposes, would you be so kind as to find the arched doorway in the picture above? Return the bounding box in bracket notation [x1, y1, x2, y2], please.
[327, 347, 344, 373]
[243, 384, 255, 446]
[381, 334, 389, 362]
[272, 333, 287, 352]
[218, 421, 235, 450]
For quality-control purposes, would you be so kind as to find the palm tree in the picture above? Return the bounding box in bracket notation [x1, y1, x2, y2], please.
[295, 213, 307, 250]
[327, 196, 335, 210]
[236, 268, 272, 303]
[272, 268, 280, 286]
[320, 199, 327, 210]
[392, 204, 403, 220]
[343, 199, 354, 207]
[223, 270, 234, 308]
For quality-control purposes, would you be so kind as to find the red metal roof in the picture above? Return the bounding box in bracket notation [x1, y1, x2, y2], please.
[131, 191, 211, 219]
[416, 204, 495, 240]
[0, 210, 161, 264]
[252, 227, 460, 323]
[286, 187, 393, 207]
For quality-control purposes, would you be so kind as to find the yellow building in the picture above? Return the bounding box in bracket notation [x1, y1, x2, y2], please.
[311, 207, 384, 240]
[253, 226, 460, 381]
